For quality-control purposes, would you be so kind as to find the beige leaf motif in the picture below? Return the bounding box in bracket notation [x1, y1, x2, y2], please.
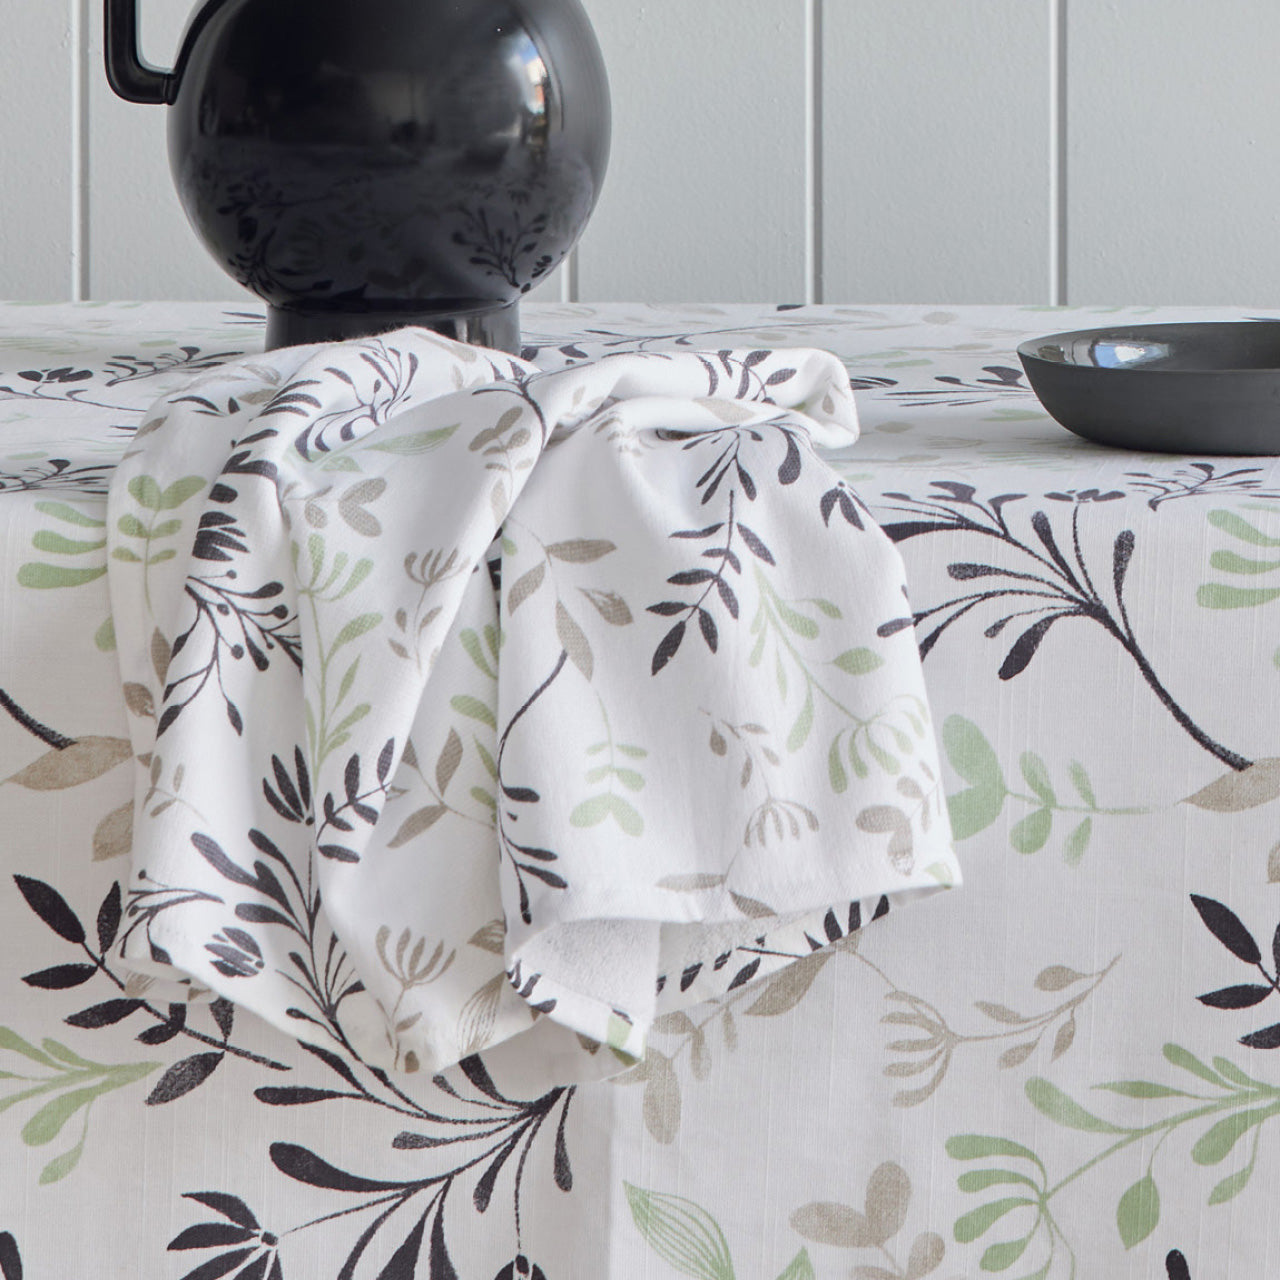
[435, 727, 463, 795]
[508, 562, 546, 613]
[386, 805, 446, 848]
[1270, 841, 1280, 884]
[729, 890, 776, 920]
[655, 873, 725, 892]
[150, 629, 172, 684]
[790, 1201, 877, 1250]
[93, 802, 134, 860]
[123, 682, 155, 719]
[555, 601, 593, 681]
[458, 972, 501, 1054]
[338, 478, 386, 537]
[695, 397, 755, 424]
[864, 1161, 911, 1245]
[1034, 964, 1087, 992]
[905, 1231, 946, 1280]
[641, 1049, 681, 1144]
[467, 919, 507, 955]
[7, 737, 132, 791]
[579, 587, 632, 626]
[546, 538, 616, 564]
[744, 951, 831, 1018]
[1184, 759, 1280, 812]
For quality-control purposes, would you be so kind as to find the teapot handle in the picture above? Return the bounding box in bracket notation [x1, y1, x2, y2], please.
[104, 0, 175, 104]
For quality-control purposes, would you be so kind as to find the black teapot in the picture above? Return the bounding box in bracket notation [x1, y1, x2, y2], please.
[104, 0, 610, 351]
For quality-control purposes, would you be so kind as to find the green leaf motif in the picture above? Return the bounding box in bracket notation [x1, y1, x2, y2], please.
[1210, 550, 1280, 576]
[1163, 1043, 1228, 1087]
[1068, 761, 1096, 807]
[1116, 1174, 1159, 1249]
[17, 563, 107, 589]
[1062, 817, 1091, 866]
[1196, 584, 1280, 610]
[775, 1249, 815, 1280]
[159, 477, 206, 510]
[31, 531, 106, 555]
[833, 647, 884, 676]
[980, 1234, 1031, 1272]
[1019, 753, 1055, 807]
[1010, 808, 1052, 855]
[331, 612, 381, 651]
[1191, 1104, 1280, 1166]
[623, 1183, 736, 1280]
[1208, 509, 1280, 547]
[953, 1197, 1034, 1245]
[1207, 1163, 1254, 1206]
[127, 475, 163, 511]
[946, 1134, 1042, 1166]
[943, 716, 1004, 791]
[1024, 1078, 1128, 1133]
[570, 793, 643, 837]
[367, 424, 458, 455]
[34, 501, 104, 528]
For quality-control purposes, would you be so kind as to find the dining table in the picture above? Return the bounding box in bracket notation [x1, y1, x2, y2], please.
[2, 299, 1278, 1280]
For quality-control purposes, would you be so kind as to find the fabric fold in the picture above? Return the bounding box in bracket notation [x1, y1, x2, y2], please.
[106, 330, 958, 1089]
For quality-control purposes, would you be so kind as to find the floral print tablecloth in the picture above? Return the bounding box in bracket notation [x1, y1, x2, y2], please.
[2, 301, 1278, 1280]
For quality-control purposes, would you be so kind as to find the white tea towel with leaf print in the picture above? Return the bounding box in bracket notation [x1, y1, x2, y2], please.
[106, 330, 959, 1090]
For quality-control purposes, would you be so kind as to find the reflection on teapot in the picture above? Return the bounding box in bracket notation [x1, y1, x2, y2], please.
[104, 0, 610, 352]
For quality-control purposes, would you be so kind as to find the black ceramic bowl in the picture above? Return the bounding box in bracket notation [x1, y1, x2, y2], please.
[1017, 321, 1280, 454]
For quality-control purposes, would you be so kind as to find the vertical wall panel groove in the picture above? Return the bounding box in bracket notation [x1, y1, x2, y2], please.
[806, 0, 824, 304]
[0, 0, 75, 298]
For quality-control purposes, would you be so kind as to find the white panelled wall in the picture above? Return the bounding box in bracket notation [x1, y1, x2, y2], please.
[0, 0, 1275, 306]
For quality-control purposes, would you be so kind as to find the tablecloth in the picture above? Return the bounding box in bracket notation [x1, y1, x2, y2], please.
[3, 301, 1279, 1280]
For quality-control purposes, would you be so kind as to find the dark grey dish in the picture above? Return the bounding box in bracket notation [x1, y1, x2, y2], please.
[1017, 321, 1280, 454]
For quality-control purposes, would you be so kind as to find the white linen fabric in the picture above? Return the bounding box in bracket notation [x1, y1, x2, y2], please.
[104, 329, 958, 1086]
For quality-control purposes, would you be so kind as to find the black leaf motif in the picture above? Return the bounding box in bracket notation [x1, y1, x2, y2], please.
[667, 569, 715, 587]
[1113, 529, 1136, 598]
[236, 904, 295, 930]
[428, 1207, 459, 1280]
[1191, 895, 1262, 964]
[255, 1087, 355, 1106]
[345, 755, 361, 806]
[22, 963, 96, 990]
[210, 998, 235, 1040]
[377, 1210, 429, 1280]
[377, 737, 396, 784]
[459, 1053, 505, 1101]
[652, 621, 686, 675]
[502, 785, 540, 804]
[137, 1021, 184, 1046]
[1197, 984, 1273, 1009]
[234, 1255, 271, 1280]
[1239, 1023, 1280, 1050]
[146, 1052, 225, 1104]
[169, 1225, 256, 1252]
[13, 875, 85, 944]
[473, 1137, 519, 1212]
[1166, 1250, 1191, 1280]
[767, 367, 797, 388]
[192, 834, 259, 888]
[96, 882, 122, 953]
[998, 615, 1060, 681]
[680, 962, 703, 992]
[175, 1248, 255, 1280]
[727, 957, 762, 990]
[697, 608, 719, 653]
[319, 844, 360, 863]
[737, 524, 775, 565]
[0, 1234, 19, 1280]
[269, 756, 303, 818]
[777, 433, 802, 483]
[521, 864, 567, 889]
[646, 601, 686, 617]
[298, 1039, 363, 1088]
[183, 1193, 260, 1230]
[270, 1142, 408, 1193]
[554, 1102, 573, 1192]
[65, 998, 144, 1029]
[672, 523, 724, 539]
[715, 577, 739, 619]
